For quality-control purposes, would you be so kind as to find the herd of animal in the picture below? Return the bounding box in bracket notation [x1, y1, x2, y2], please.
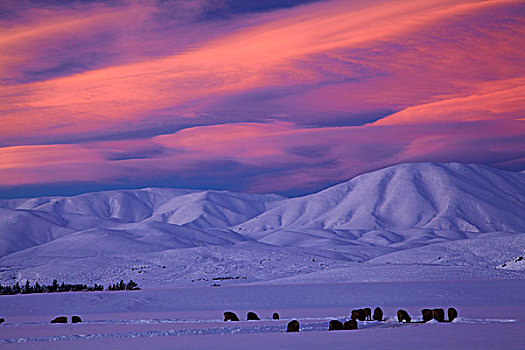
[0, 307, 458, 332]
[223, 307, 459, 332]
[0, 315, 82, 324]
[49, 316, 83, 323]
[395, 307, 458, 324]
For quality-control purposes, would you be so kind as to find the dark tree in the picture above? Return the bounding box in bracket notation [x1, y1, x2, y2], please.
[126, 280, 139, 290]
[51, 279, 59, 293]
[21, 280, 32, 294]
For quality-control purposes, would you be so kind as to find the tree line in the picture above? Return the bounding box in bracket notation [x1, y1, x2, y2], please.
[0, 279, 139, 295]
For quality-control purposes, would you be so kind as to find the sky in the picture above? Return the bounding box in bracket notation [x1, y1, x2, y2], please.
[0, 0, 524, 198]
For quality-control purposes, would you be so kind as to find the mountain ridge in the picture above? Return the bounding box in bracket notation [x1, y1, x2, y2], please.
[1, 162, 524, 285]
[234, 162, 525, 236]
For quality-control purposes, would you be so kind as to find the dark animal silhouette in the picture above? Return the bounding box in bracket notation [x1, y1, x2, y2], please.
[358, 309, 366, 321]
[0, 318, 4, 323]
[51, 316, 67, 324]
[224, 311, 240, 321]
[432, 308, 445, 322]
[397, 310, 411, 323]
[273, 312, 280, 320]
[421, 309, 433, 322]
[373, 307, 383, 321]
[364, 308, 372, 321]
[287, 320, 300, 332]
[71, 316, 82, 323]
[247, 312, 260, 321]
[343, 320, 358, 330]
[351, 309, 366, 321]
[329, 320, 343, 331]
[448, 307, 458, 322]
[351, 309, 359, 320]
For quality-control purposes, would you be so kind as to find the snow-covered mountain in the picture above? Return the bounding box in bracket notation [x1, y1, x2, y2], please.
[1, 188, 284, 228]
[0, 162, 524, 285]
[236, 163, 525, 234]
[0, 188, 284, 256]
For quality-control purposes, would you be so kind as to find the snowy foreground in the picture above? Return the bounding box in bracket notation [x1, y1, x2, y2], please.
[0, 280, 524, 349]
[0, 162, 524, 348]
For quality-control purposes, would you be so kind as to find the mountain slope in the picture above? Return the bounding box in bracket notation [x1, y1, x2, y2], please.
[235, 163, 525, 236]
[148, 190, 284, 229]
[0, 188, 284, 257]
[0, 162, 524, 285]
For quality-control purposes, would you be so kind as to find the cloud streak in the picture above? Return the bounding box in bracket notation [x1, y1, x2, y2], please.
[0, 0, 524, 197]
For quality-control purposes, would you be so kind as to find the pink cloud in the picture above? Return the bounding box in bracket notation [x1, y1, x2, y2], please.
[0, 144, 105, 185]
[3, 0, 522, 141]
[1, 118, 523, 192]
[374, 78, 525, 125]
[150, 119, 525, 192]
[1, 0, 524, 195]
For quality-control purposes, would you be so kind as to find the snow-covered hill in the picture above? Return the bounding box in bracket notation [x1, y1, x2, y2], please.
[0, 162, 524, 285]
[235, 163, 525, 235]
[0, 188, 284, 228]
[0, 188, 283, 256]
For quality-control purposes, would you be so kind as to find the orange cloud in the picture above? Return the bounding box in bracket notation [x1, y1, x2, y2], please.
[0, 144, 104, 185]
[152, 119, 525, 191]
[1, 118, 524, 192]
[374, 77, 525, 125]
[1, 0, 525, 195]
[154, 121, 294, 161]
[3, 0, 521, 141]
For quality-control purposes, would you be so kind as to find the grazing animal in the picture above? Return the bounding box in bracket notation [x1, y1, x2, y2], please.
[273, 312, 280, 320]
[287, 320, 300, 332]
[357, 309, 366, 321]
[421, 309, 433, 322]
[397, 310, 411, 323]
[71, 316, 82, 323]
[364, 308, 372, 321]
[351, 309, 366, 321]
[247, 312, 260, 321]
[448, 307, 458, 322]
[343, 320, 358, 330]
[432, 308, 445, 322]
[51, 316, 67, 324]
[329, 320, 343, 331]
[351, 309, 359, 320]
[224, 312, 240, 321]
[373, 307, 383, 321]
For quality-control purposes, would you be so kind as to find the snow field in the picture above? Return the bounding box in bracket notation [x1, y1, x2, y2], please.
[0, 280, 523, 349]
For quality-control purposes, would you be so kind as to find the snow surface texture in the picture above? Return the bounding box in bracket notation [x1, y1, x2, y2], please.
[0, 280, 524, 349]
[0, 162, 524, 286]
